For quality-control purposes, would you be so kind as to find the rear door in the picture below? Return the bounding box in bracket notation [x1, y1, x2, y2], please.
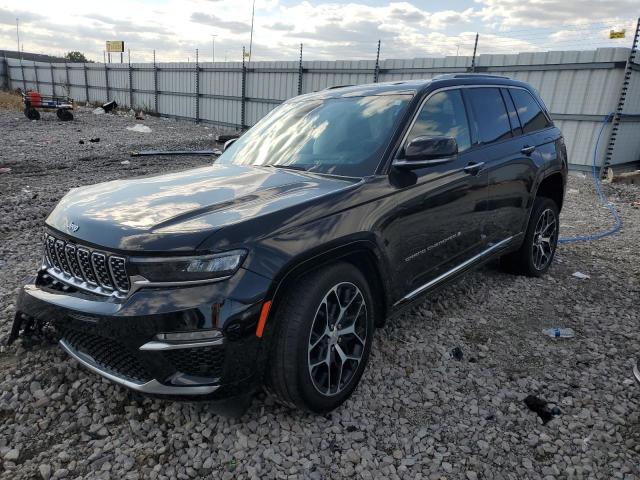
[464, 86, 540, 244]
[385, 89, 489, 300]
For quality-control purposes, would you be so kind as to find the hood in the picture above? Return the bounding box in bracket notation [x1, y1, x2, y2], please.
[46, 164, 359, 252]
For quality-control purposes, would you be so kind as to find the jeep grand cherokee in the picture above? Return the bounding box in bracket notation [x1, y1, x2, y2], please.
[12, 74, 567, 413]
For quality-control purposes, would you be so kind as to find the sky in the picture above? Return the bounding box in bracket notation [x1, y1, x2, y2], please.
[0, 0, 636, 63]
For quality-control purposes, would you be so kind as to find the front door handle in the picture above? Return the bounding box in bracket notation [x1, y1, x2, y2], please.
[463, 161, 485, 175]
[521, 145, 536, 155]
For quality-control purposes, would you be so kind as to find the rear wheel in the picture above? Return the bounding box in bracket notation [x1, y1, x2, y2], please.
[501, 196, 559, 276]
[56, 109, 73, 121]
[24, 107, 40, 120]
[266, 263, 375, 413]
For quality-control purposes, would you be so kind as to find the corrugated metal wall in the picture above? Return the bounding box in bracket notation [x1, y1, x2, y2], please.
[5, 48, 639, 168]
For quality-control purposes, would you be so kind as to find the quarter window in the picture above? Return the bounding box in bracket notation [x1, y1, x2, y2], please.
[466, 88, 512, 144]
[509, 88, 551, 134]
[406, 90, 471, 153]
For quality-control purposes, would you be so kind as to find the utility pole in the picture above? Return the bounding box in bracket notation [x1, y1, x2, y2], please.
[212, 34, 217, 63]
[16, 18, 21, 57]
[248, 0, 256, 61]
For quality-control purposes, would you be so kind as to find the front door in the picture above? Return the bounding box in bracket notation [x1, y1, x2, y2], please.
[384, 89, 488, 302]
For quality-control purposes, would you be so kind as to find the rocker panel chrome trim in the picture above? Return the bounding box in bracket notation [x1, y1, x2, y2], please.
[394, 236, 513, 306]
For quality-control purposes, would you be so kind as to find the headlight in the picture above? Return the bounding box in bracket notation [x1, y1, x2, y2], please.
[130, 249, 246, 283]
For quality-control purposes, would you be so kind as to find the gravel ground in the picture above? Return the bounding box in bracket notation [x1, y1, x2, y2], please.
[0, 108, 639, 480]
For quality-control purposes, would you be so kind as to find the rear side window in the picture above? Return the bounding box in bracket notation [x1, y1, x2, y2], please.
[466, 88, 512, 144]
[500, 88, 522, 136]
[407, 90, 471, 153]
[509, 88, 551, 134]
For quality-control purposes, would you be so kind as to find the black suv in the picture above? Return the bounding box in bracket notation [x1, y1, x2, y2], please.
[12, 74, 567, 413]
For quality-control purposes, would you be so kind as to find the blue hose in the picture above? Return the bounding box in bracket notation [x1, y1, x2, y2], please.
[558, 112, 623, 244]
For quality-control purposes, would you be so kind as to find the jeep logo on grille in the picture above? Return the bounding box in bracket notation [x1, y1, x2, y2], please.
[66, 222, 79, 233]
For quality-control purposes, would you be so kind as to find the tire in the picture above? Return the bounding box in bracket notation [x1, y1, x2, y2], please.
[57, 109, 73, 121]
[501, 196, 559, 277]
[266, 263, 375, 413]
[25, 108, 40, 120]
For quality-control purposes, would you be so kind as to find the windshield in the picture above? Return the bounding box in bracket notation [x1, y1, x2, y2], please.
[218, 94, 412, 177]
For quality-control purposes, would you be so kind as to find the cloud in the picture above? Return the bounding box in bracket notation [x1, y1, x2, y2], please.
[0, 7, 44, 25]
[477, 0, 639, 28]
[190, 12, 251, 33]
[265, 22, 294, 31]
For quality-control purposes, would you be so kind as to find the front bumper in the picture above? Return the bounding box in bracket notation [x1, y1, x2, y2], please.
[634, 359, 640, 385]
[13, 267, 272, 399]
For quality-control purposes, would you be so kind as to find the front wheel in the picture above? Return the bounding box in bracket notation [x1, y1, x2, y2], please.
[266, 263, 375, 413]
[501, 197, 559, 276]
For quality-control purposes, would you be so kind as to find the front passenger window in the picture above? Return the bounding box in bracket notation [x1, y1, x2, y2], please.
[406, 90, 471, 153]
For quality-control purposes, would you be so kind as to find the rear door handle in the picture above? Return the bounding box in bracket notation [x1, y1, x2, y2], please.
[521, 145, 536, 155]
[463, 161, 485, 175]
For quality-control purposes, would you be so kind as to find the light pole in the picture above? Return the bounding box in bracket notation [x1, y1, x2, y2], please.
[211, 34, 217, 63]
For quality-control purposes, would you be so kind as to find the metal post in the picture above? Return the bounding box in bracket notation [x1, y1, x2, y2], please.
[195, 49, 200, 123]
[2, 55, 9, 90]
[603, 16, 640, 172]
[34, 61, 40, 92]
[153, 50, 158, 113]
[373, 40, 381, 83]
[50, 63, 55, 96]
[128, 49, 133, 108]
[104, 58, 110, 102]
[241, 46, 247, 129]
[64, 61, 70, 97]
[83, 62, 89, 104]
[19, 57, 26, 91]
[297, 43, 303, 95]
[470, 33, 479, 72]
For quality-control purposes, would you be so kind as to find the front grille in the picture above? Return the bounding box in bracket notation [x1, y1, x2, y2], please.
[61, 328, 151, 383]
[43, 233, 130, 296]
[163, 346, 225, 378]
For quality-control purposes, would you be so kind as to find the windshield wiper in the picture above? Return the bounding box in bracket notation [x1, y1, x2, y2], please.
[269, 164, 309, 172]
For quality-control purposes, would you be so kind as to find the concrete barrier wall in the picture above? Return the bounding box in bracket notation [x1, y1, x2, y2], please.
[6, 48, 639, 168]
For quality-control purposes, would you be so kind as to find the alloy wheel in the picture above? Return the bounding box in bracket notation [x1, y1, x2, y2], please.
[531, 208, 557, 270]
[307, 282, 368, 396]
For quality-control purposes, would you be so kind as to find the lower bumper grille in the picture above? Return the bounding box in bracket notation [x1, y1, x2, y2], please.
[60, 328, 151, 383]
[163, 346, 225, 378]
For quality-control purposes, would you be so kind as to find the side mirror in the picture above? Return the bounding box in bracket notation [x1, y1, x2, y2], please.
[394, 136, 457, 169]
[223, 137, 238, 151]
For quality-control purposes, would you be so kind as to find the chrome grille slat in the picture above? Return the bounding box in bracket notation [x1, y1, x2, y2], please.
[77, 247, 97, 285]
[108, 256, 130, 292]
[42, 233, 128, 295]
[91, 252, 114, 290]
[64, 244, 84, 280]
[55, 240, 71, 274]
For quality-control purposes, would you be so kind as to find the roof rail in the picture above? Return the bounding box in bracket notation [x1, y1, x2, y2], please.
[434, 73, 510, 80]
[324, 84, 354, 90]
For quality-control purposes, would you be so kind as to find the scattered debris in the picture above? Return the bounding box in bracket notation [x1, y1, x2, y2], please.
[0, 167, 12, 174]
[572, 271, 590, 279]
[135, 111, 145, 120]
[89, 138, 100, 143]
[451, 346, 464, 361]
[92, 107, 105, 115]
[568, 188, 580, 194]
[78, 140, 85, 144]
[524, 395, 562, 425]
[130, 148, 220, 157]
[102, 100, 118, 113]
[126, 124, 152, 133]
[610, 169, 640, 185]
[120, 160, 130, 165]
[542, 327, 575, 338]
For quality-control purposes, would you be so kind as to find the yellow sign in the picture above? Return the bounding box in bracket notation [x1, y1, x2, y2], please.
[106, 41, 125, 53]
[609, 29, 625, 39]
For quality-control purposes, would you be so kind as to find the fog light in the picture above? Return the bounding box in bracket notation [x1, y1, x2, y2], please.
[156, 330, 222, 342]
